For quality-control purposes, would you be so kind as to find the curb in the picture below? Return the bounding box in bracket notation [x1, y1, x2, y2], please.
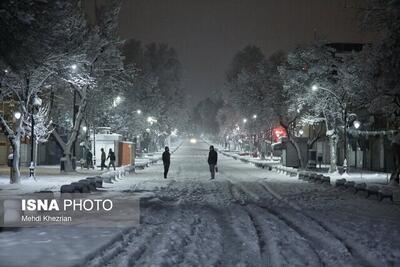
[219, 149, 399, 203]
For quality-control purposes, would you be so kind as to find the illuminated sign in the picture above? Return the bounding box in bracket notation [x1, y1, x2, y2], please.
[272, 126, 287, 142]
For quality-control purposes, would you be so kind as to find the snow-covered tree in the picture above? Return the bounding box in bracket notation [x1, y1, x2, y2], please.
[360, 0, 400, 120]
[226, 46, 279, 148]
[0, 0, 73, 183]
[279, 43, 366, 172]
[48, 0, 125, 171]
[121, 40, 188, 139]
[0, 60, 57, 183]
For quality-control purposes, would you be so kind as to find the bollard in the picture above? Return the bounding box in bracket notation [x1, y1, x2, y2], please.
[344, 181, 356, 189]
[322, 176, 331, 184]
[61, 184, 75, 194]
[366, 185, 380, 199]
[79, 179, 96, 192]
[354, 183, 367, 194]
[335, 178, 347, 187]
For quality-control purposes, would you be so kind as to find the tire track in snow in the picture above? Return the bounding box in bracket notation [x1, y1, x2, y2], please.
[85, 208, 180, 267]
[227, 177, 375, 267]
[246, 204, 323, 267]
[245, 208, 269, 266]
[85, 202, 225, 267]
[257, 181, 378, 267]
[219, 150, 379, 266]
[207, 204, 263, 267]
[230, 180, 322, 267]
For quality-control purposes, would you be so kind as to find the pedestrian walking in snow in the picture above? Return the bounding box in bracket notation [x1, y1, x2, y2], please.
[162, 146, 170, 178]
[390, 131, 400, 184]
[107, 148, 116, 170]
[208, 145, 218, 180]
[86, 150, 93, 169]
[100, 148, 107, 170]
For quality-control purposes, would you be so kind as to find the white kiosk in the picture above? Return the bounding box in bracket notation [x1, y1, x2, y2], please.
[90, 127, 122, 167]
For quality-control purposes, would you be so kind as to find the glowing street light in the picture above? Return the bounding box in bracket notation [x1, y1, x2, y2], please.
[137, 109, 142, 115]
[113, 96, 122, 107]
[14, 111, 21, 120]
[82, 126, 88, 132]
[311, 84, 319, 92]
[252, 114, 257, 119]
[70, 64, 77, 71]
[299, 129, 304, 136]
[353, 120, 361, 129]
[243, 118, 247, 124]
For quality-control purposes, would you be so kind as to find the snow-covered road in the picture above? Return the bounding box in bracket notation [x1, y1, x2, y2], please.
[86, 140, 400, 267]
[1, 140, 400, 267]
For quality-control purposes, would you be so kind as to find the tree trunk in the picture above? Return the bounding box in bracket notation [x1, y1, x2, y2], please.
[63, 152, 75, 172]
[11, 137, 21, 184]
[52, 93, 87, 172]
[289, 135, 305, 169]
[329, 134, 338, 173]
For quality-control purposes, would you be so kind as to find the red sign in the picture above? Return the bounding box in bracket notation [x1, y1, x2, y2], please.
[272, 126, 287, 142]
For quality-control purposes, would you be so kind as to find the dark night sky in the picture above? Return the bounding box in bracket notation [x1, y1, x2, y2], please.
[116, 0, 375, 103]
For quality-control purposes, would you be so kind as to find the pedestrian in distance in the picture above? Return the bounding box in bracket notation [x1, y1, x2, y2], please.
[100, 148, 107, 171]
[390, 130, 400, 184]
[162, 146, 170, 179]
[208, 145, 218, 180]
[107, 148, 116, 170]
[86, 150, 93, 169]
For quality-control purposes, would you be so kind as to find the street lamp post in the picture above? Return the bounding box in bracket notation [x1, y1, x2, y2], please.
[30, 96, 42, 178]
[352, 120, 361, 169]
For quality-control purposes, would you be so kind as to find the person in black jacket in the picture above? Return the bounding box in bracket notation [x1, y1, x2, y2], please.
[100, 148, 107, 170]
[208, 145, 218, 180]
[107, 148, 116, 170]
[162, 146, 170, 179]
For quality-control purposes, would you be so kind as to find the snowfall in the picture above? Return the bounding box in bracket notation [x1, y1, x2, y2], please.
[0, 140, 400, 267]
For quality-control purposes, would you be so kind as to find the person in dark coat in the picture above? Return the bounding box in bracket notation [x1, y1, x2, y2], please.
[86, 150, 93, 169]
[391, 131, 400, 184]
[162, 146, 170, 179]
[208, 145, 218, 180]
[100, 148, 107, 171]
[107, 148, 116, 170]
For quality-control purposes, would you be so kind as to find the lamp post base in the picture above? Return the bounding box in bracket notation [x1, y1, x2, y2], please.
[29, 161, 36, 181]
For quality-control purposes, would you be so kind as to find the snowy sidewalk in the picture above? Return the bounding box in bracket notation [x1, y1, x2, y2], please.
[0, 142, 183, 196]
[218, 148, 391, 184]
[0, 165, 111, 196]
[217, 148, 400, 202]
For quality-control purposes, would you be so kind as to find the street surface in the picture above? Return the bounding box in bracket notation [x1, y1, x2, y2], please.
[1, 140, 400, 267]
[88, 140, 400, 267]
